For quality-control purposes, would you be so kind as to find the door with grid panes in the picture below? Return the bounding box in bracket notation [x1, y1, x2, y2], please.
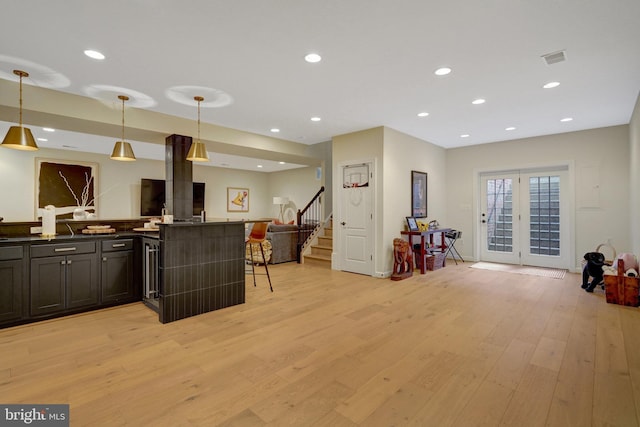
[480, 169, 569, 268]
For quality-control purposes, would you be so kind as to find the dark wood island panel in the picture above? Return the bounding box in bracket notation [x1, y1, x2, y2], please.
[159, 221, 245, 323]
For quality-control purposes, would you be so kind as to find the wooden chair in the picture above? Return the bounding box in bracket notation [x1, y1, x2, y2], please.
[246, 222, 273, 292]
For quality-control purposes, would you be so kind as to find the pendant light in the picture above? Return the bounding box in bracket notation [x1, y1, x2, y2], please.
[110, 95, 136, 161]
[1, 70, 38, 151]
[186, 96, 210, 162]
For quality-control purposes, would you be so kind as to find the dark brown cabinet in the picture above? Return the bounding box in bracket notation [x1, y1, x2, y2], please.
[0, 246, 24, 323]
[1, 235, 144, 328]
[101, 239, 135, 303]
[30, 241, 98, 316]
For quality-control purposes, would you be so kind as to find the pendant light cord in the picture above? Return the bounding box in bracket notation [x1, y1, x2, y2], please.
[18, 73, 23, 127]
[121, 97, 125, 142]
[197, 98, 201, 143]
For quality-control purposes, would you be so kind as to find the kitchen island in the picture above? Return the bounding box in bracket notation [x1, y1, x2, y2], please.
[0, 219, 246, 327]
[158, 220, 245, 323]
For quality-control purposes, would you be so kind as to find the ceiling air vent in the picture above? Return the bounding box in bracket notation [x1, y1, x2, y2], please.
[541, 50, 566, 65]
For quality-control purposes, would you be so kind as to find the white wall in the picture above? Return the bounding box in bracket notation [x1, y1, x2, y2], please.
[445, 125, 630, 270]
[629, 92, 640, 254]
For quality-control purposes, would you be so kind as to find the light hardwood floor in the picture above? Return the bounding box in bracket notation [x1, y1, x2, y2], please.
[2, 262, 640, 426]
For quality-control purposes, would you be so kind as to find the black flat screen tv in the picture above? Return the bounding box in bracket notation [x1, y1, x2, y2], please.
[140, 178, 205, 217]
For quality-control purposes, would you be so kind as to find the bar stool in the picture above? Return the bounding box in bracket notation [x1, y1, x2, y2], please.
[444, 230, 464, 265]
[246, 222, 273, 292]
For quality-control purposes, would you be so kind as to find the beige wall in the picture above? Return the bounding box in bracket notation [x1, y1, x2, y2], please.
[446, 125, 630, 270]
[332, 126, 447, 277]
[630, 92, 640, 254]
[0, 147, 296, 222]
[383, 127, 447, 274]
[332, 127, 384, 274]
[267, 167, 326, 221]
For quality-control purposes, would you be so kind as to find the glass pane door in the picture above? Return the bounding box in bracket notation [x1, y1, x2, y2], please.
[480, 169, 569, 268]
[480, 174, 520, 264]
[521, 171, 569, 268]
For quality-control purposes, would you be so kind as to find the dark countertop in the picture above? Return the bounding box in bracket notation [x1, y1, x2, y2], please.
[0, 217, 266, 244]
[0, 232, 157, 245]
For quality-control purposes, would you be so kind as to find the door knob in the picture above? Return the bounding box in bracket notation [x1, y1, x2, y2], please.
[340, 221, 346, 226]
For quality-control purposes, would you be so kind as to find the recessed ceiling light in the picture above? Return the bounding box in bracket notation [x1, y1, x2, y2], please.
[417, 112, 429, 117]
[472, 99, 485, 105]
[460, 134, 470, 138]
[560, 117, 573, 122]
[543, 81, 560, 89]
[505, 127, 516, 131]
[434, 67, 452, 76]
[270, 128, 280, 133]
[304, 53, 322, 63]
[279, 161, 286, 165]
[37, 138, 48, 142]
[84, 49, 105, 60]
[42, 127, 55, 132]
[257, 165, 263, 168]
[310, 117, 321, 122]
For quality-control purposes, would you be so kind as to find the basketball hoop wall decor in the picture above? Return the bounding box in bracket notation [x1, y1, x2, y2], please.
[343, 163, 369, 188]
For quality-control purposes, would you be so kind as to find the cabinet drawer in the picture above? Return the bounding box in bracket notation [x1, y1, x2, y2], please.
[0, 245, 23, 261]
[31, 241, 96, 258]
[101, 239, 134, 252]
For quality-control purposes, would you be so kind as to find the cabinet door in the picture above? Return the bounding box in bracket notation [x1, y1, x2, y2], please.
[30, 256, 66, 316]
[0, 259, 23, 323]
[66, 253, 99, 309]
[101, 251, 134, 303]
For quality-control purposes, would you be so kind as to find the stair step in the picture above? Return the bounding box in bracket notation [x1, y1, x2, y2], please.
[318, 236, 333, 247]
[304, 253, 331, 266]
[311, 244, 332, 257]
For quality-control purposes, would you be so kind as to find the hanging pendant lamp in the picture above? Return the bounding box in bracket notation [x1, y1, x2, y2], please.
[110, 95, 136, 161]
[186, 96, 210, 162]
[1, 70, 38, 151]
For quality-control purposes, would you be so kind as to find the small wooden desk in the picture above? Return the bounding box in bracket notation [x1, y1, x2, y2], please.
[400, 228, 452, 274]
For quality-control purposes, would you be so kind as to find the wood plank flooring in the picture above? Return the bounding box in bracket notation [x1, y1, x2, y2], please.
[1, 262, 640, 426]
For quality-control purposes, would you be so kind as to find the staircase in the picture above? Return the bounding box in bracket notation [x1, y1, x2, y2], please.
[303, 220, 332, 267]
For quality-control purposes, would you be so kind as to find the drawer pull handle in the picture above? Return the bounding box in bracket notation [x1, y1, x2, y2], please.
[54, 247, 77, 252]
[112, 243, 126, 248]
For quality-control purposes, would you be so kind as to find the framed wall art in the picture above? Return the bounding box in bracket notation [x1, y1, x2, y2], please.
[227, 187, 249, 212]
[411, 170, 427, 218]
[35, 158, 99, 219]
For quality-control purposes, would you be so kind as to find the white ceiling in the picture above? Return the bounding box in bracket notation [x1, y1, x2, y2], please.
[1, 0, 640, 169]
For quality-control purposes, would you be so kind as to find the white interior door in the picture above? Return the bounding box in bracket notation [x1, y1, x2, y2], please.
[339, 163, 374, 276]
[480, 169, 570, 268]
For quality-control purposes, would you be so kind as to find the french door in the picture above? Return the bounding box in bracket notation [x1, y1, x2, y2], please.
[480, 168, 570, 269]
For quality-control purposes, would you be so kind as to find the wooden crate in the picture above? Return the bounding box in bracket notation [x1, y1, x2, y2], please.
[604, 260, 639, 307]
[425, 252, 446, 271]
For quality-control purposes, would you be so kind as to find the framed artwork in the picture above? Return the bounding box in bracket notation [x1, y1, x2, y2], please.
[411, 170, 427, 218]
[35, 158, 98, 219]
[406, 216, 419, 232]
[227, 187, 249, 212]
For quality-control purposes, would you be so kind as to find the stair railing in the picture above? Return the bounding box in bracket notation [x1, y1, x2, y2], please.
[296, 186, 324, 263]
